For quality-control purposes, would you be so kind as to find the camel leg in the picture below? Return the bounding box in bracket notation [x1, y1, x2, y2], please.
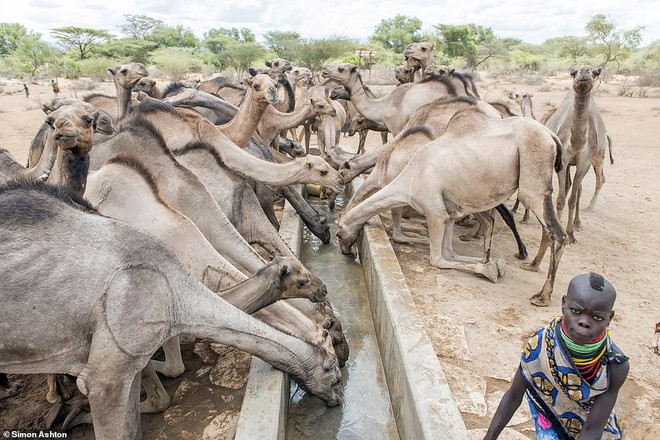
[380, 131, 388, 145]
[150, 336, 185, 378]
[565, 164, 591, 243]
[0, 373, 19, 400]
[555, 167, 568, 219]
[429, 217, 500, 283]
[140, 361, 172, 414]
[357, 130, 368, 154]
[529, 195, 566, 307]
[495, 204, 528, 260]
[77, 352, 144, 439]
[304, 125, 311, 154]
[46, 373, 75, 403]
[574, 184, 583, 232]
[390, 207, 428, 245]
[585, 158, 605, 211]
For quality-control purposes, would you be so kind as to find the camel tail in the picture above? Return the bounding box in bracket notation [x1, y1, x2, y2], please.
[551, 133, 563, 173]
[607, 134, 614, 165]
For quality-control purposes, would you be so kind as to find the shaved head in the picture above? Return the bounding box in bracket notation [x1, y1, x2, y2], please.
[566, 272, 616, 312]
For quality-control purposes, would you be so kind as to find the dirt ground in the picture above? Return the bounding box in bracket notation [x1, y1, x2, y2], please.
[0, 74, 658, 439]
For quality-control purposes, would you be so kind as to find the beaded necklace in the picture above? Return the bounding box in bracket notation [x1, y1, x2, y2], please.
[559, 319, 609, 383]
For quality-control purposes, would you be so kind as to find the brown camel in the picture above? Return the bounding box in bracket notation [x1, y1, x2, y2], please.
[0, 179, 343, 439]
[544, 65, 612, 242]
[337, 109, 566, 306]
[403, 42, 435, 81]
[321, 63, 469, 135]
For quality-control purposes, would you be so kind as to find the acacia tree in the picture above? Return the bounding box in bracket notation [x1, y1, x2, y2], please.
[295, 37, 356, 71]
[51, 27, 113, 60]
[148, 24, 199, 48]
[263, 31, 302, 60]
[0, 23, 31, 55]
[433, 23, 500, 69]
[370, 15, 425, 54]
[585, 14, 644, 69]
[119, 14, 163, 40]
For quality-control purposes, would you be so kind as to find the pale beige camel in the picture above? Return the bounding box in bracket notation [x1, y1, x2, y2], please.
[0, 180, 343, 439]
[544, 65, 611, 242]
[82, 63, 149, 120]
[340, 96, 528, 261]
[321, 63, 470, 135]
[256, 87, 338, 149]
[197, 75, 246, 106]
[403, 42, 435, 81]
[287, 66, 315, 150]
[337, 110, 566, 306]
[423, 64, 455, 77]
[125, 100, 343, 192]
[394, 64, 415, 84]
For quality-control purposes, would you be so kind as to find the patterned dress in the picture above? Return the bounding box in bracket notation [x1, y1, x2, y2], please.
[520, 317, 627, 439]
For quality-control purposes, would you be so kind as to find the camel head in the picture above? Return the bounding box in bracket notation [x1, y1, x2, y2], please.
[508, 91, 533, 103]
[424, 64, 455, 78]
[243, 73, 281, 106]
[266, 255, 328, 302]
[45, 105, 114, 153]
[107, 63, 149, 90]
[393, 65, 414, 84]
[347, 113, 369, 137]
[265, 58, 293, 74]
[403, 42, 435, 70]
[134, 78, 158, 96]
[335, 214, 358, 255]
[570, 65, 602, 93]
[290, 67, 314, 88]
[320, 64, 358, 85]
[307, 85, 338, 118]
[301, 155, 344, 193]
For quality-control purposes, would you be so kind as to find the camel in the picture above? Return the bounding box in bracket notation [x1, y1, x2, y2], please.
[544, 65, 612, 242]
[0, 179, 343, 439]
[394, 65, 415, 85]
[257, 86, 338, 149]
[337, 109, 566, 306]
[346, 111, 389, 154]
[197, 75, 246, 106]
[340, 96, 528, 260]
[287, 66, 316, 151]
[403, 42, 435, 82]
[423, 65, 455, 77]
[82, 63, 149, 120]
[321, 63, 470, 135]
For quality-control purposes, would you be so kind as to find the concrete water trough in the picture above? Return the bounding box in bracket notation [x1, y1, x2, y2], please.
[235, 184, 469, 440]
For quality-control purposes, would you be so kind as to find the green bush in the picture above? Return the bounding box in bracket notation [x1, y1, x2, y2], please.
[77, 57, 116, 81]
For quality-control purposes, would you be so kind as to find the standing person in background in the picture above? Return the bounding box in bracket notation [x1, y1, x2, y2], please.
[51, 79, 60, 96]
[484, 273, 629, 440]
[22, 83, 29, 98]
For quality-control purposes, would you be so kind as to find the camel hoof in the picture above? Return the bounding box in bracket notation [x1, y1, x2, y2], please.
[520, 261, 540, 273]
[495, 259, 507, 277]
[568, 235, 577, 244]
[530, 296, 550, 307]
[0, 382, 20, 400]
[515, 250, 528, 260]
[475, 262, 499, 283]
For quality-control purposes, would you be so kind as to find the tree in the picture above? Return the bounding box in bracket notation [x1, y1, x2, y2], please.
[219, 42, 266, 78]
[0, 23, 30, 55]
[542, 36, 589, 63]
[370, 15, 424, 53]
[433, 24, 499, 69]
[585, 14, 644, 69]
[11, 34, 55, 76]
[97, 38, 158, 64]
[205, 27, 255, 44]
[148, 24, 199, 48]
[263, 31, 302, 60]
[51, 27, 113, 60]
[119, 15, 163, 40]
[151, 47, 203, 79]
[295, 37, 356, 71]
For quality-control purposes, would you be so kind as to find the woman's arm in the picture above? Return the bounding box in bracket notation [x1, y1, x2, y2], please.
[578, 360, 629, 440]
[483, 366, 526, 440]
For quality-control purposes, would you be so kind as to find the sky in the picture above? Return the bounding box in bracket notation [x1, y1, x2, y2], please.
[5, 0, 659, 47]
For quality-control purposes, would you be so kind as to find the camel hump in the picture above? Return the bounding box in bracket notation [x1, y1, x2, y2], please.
[105, 265, 170, 357]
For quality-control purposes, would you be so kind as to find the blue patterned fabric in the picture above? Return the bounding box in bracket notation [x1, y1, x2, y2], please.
[519, 318, 623, 439]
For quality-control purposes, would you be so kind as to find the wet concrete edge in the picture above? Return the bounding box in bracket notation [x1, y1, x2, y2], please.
[353, 186, 469, 439]
[234, 197, 301, 440]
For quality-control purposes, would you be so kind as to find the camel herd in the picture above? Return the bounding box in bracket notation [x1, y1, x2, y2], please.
[0, 41, 613, 438]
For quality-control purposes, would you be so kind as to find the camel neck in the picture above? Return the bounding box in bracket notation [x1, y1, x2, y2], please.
[219, 268, 282, 314]
[345, 73, 386, 124]
[49, 147, 91, 196]
[114, 83, 133, 119]
[221, 90, 270, 148]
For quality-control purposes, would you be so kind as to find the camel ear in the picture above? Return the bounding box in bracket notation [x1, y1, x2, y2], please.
[349, 64, 358, 73]
[243, 77, 253, 88]
[449, 68, 456, 75]
[570, 68, 578, 78]
[248, 68, 257, 77]
[430, 42, 435, 50]
[93, 111, 115, 135]
[107, 67, 116, 76]
[265, 60, 272, 68]
[594, 67, 603, 77]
